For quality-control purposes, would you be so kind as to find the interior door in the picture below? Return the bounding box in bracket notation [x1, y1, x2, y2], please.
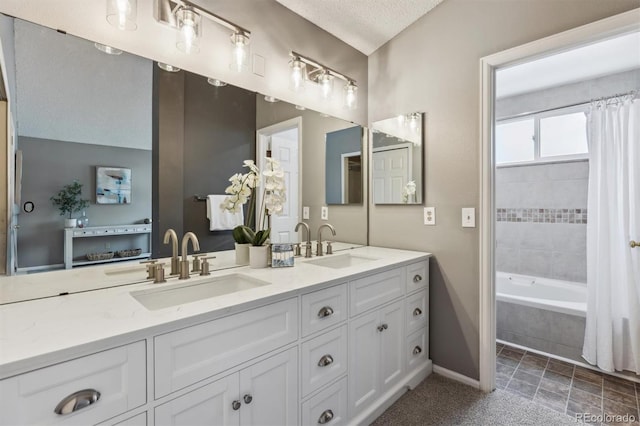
[372, 146, 410, 203]
[268, 132, 299, 244]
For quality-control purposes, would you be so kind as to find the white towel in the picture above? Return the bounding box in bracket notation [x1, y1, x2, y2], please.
[206, 195, 244, 231]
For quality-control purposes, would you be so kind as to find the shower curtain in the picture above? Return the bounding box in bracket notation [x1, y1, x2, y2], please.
[582, 94, 640, 374]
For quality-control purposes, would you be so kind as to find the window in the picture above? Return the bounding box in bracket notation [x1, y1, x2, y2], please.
[496, 106, 588, 165]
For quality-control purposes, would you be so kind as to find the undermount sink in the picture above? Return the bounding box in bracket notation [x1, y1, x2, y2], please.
[130, 274, 270, 310]
[305, 253, 378, 269]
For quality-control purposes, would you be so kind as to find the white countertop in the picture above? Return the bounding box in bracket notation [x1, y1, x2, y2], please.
[0, 246, 430, 378]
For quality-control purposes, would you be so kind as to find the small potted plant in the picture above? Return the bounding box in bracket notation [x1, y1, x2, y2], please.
[51, 181, 90, 228]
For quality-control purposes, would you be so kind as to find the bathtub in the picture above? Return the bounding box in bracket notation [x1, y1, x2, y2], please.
[496, 272, 587, 362]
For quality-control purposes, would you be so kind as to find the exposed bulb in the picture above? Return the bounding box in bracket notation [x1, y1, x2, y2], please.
[318, 70, 333, 100]
[344, 81, 358, 110]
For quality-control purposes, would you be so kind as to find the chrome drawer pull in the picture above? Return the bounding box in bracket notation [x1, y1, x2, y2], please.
[413, 274, 423, 283]
[413, 308, 422, 316]
[318, 354, 334, 367]
[243, 394, 253, 404]
[232, 400, 242, 410]
[413, 345, 422, 355]
[318, 306, 334, 318]
[318, 409, 334, 424]
[54, 389, 101, 415]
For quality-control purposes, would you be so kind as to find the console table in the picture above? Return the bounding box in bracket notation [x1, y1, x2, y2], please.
[63, 224, 152, 269]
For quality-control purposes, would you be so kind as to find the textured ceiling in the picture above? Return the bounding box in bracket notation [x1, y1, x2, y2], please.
[275, 0, 444, 55]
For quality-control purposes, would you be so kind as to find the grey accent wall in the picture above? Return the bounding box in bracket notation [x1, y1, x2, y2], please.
[0, 14, 16, 107]
[18, 137, 151, 267]
[367, 0, 639, 380]
[496, 161, 588, 283]
[153, 69, 255, 257]
[326, 126, 362, 205]
[256, 98, 367, 246]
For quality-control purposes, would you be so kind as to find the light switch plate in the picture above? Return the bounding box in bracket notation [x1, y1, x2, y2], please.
[302, 206, 310, 220]
[321, 206, 329, 220]
[462, 208, 476, 228]
[424, 207, 435, 225]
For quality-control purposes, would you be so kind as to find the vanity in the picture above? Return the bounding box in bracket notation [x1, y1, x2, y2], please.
[0, 247, 431, 426]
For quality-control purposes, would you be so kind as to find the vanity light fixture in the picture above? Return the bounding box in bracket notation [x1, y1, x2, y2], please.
[154, 0, 251, 69]
[94, 42, 123, 55]
[107, 0, 137, 31]
[288, 51, 358, 109]
[157, 62, 181, 72]
[207, 78, 227, 87]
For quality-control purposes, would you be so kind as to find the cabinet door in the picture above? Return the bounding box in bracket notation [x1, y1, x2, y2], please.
[239, 347, 297, 426]
[154, 374, 239, 426]
[348, 309, 380, 418]
[380, 300, 405, 392]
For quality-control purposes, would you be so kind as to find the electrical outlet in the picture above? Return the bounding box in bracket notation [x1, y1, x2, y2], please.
[424, 207, 435, 225]
[321, 206, 329, 220]
[302, 206, 310, 220]
[462, 207, 476, 228]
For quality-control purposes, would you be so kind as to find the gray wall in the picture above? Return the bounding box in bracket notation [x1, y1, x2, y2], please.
[326, 126, 362, 205]
[0, 14, 16, 107]
[367, 0, 639, 380]
[13, 19, 152, 150]
[18, 137, 151, 267]
[496, 161, 588, 283]
[153, 69, 256, 257]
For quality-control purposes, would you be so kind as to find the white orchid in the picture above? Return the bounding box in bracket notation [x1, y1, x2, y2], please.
[402, 180, 416, 203]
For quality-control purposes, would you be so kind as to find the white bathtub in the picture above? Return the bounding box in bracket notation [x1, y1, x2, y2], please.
[496, 272, 587, 317]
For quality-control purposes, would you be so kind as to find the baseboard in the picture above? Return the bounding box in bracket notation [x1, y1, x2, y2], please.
[433, 364, 480, 389]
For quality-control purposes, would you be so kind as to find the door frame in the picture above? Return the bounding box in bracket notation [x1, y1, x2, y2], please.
[340, 150, 361, 204]
[256, 117, 303, 232]
[478, 8, 640, 392]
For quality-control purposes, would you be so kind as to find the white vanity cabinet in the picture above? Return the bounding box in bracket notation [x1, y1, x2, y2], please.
[155, 347, 297, 426]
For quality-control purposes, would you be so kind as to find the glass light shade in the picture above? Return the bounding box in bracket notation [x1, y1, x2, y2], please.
[106, 0, 137, 31]
[408, 113, 420, 132]
[207, 78, 227, 87]
[94, 43, 122, 55]
[230, 33, 250, 72]
[289, 58, 306, 92]
[158, 63, 181, 72]
[176, 8, 201, 54]
[318, 70, 334, 100]
[344, 81, 358, 110]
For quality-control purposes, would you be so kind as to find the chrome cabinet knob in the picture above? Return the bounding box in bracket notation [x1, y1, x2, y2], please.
[377, 323, 388, 332]
[318, 409, 334, 424]
[413, 274, 423, 283]
[317, 354, 334, 367]
[243, 394, 253, 404]
[317, 306, 334, 318]
[232, 400, 241, 410]
[413, 345, 423, 355]
[54, 389, 101, 415]
[413, 307, 422, 316]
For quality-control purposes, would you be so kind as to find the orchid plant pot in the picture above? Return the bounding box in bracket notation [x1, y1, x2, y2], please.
[235, 242, 251, 266]
[64, 218, 77, 228]
[249, 245, 269, 269]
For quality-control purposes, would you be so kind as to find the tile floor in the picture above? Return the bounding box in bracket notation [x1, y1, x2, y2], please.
[497, 343, 640, 425]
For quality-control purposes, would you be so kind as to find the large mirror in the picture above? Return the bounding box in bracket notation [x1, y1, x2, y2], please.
[0, 15, 367, 301]
[371, 113, 424, 204]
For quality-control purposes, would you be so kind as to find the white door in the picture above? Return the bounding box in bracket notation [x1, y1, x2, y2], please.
[269, 132, 299, 243]
[380, 300, 405, 391]
[372, 146, 410, 203]
[348, 309, 380, 417]
[155, 374, 240, 426]
[239, 347, 298, 426]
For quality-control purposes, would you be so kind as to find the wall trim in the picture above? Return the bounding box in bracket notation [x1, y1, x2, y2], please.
[433, 364, 480, 389]
[478, 8, 640, 393]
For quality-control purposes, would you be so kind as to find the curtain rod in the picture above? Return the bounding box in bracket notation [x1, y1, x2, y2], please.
[497, 89, 638, 122]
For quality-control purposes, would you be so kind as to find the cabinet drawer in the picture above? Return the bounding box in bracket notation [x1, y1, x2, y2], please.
[350, 268, 404, 316]
[301, 325, 347, 397]
[0, 341, 146, 426]
[406, 261, 428, 294]
[100, 412, 147, 426]
[406, 327, 428, 371]
[154, 298, 298, 398]
[301, 377, 348, 426]
[406, 289, 428, 335]
[301, 284, 347, 337]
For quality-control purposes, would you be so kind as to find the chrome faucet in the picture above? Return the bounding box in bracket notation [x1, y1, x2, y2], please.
[316, 224, 336, 256]
[179, 232, 200, 279]
[295, 222, 312, 258]
[163, 229, 180, 275]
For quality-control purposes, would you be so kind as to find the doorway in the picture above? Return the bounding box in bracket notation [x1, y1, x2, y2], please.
[256, 117, 302, 244]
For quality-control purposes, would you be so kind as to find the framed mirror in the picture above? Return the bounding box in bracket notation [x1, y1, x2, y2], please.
[371, 113, 424, 205]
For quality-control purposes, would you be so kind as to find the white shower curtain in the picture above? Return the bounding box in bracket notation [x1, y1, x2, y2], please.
[582, 94, 640, 374]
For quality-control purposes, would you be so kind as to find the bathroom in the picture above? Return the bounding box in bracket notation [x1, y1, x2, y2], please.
[0, 1, 639, 425]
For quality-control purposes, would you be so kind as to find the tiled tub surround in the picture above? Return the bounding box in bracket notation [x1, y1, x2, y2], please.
[496, 160, 588, 283]
[496, 343, 640, 424]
